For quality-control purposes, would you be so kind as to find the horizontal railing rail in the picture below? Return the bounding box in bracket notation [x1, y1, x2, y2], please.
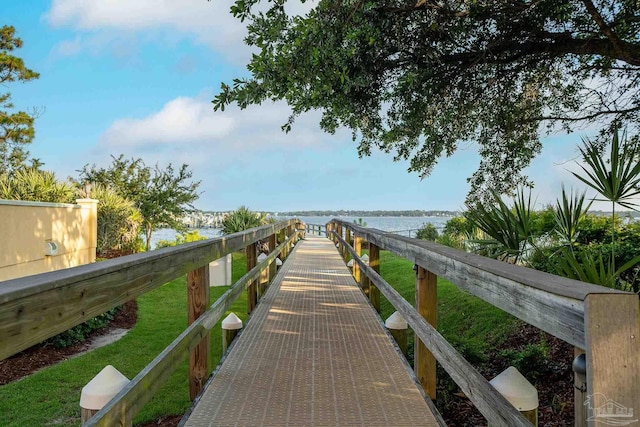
[328, 219, 639, 427]
[0, 219, 299, 361]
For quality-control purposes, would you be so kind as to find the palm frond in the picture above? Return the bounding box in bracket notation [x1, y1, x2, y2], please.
[553, 186, 591, 246]
[572, 129, 640, 210]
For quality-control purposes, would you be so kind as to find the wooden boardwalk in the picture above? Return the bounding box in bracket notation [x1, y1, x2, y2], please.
[183, 235, 439, 427]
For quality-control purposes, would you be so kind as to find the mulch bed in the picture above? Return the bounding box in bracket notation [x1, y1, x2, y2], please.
[441, 322, 575, 426]
[0, 300, 138, 386]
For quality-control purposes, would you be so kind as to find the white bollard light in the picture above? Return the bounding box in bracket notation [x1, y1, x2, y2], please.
[385, 311, 408, 330]
[80, 365, 129, 424]
[347, 259, 354, 267]
[222, 312, 243, 330]
[489, 366, 538, 426]
[385, 311, 408, 355]
[257, 253, 267, 262]
[222, 312, 243, 352]
[276, 257, 283, 268]
[361, 253, 370, 265]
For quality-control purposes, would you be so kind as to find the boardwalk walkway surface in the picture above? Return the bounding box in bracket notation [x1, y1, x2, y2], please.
[184, 235, 439, 427]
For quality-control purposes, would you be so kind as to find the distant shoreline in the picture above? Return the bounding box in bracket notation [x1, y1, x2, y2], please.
[272, 209, 640, 218]
[275, 210, 460, 217]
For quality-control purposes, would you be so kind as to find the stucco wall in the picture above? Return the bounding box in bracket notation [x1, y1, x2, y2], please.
[0, 199, 97, 282]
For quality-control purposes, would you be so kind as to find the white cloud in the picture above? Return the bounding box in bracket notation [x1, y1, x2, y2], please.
[99, 94, 343, 157]
[45, 0, 316, 62]
[101, 97, 235, 147]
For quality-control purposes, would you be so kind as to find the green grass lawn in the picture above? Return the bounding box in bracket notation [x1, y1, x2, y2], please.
[0, 252, 249, 427]
[377, 251, 518, 364]
[0, 247, 520, 426]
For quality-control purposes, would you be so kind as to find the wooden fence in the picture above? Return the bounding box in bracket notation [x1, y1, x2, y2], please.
[324, 219, 639, 427]
[0, 219, 303, 426]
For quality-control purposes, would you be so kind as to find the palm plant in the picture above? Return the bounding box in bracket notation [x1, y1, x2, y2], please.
[553, 186, 590, 248]
[464, 189, 535, 264]
[0, 169, 76, 203]
[91, 184, 143, 255]
[555, 247, 639, 291]
[571, 128, 640, 270]
[220, 206, 269, 235]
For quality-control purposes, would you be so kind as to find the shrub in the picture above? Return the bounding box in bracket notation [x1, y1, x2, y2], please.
[221, 206, 270, 234]
[499, 340, 550, 382]
[415, 223, 439, 241]
[529, 205, 557, 237]
[92, 184, 143, 256]
[0, 169, 76, 203]
[437, 216, 476, 249]
[575, 214, 612, 244]
[46, 307, 121, 348]
[156, 230, 208, 249]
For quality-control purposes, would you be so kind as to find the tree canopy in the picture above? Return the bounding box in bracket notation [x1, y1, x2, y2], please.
[0, 25, 40, 174]
[214, 1, 640, 200]
[79, 155, 201, 251]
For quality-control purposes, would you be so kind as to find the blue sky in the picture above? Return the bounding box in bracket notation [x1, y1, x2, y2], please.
[4, 0, 610, 212]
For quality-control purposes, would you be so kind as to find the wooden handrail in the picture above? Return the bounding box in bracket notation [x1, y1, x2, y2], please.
[330, 219, 639, 426]
[84, 234, 296, 426]
[330, 220, 625, 349]
[335, 232, 532, 426]
[0, 219, 298, 361]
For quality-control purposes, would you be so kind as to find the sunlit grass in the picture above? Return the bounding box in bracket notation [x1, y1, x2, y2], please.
[378, 251, 518, 362]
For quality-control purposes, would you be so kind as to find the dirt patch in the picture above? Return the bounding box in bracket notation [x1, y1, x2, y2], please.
[0, 300, 138, 385]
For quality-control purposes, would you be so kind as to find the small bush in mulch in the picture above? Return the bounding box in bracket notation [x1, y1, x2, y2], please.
[45, 306, 122, 348]
[437, 322, 574, 426]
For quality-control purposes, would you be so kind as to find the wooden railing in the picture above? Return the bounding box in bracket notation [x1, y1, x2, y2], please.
[0, 219, 303, 426]
[306, 223, 326, 236]
[326, 219, 639, 427]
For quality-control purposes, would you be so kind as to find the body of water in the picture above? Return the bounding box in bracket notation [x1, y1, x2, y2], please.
[290, 216, 451, 236]
[150, 216, 453, 249]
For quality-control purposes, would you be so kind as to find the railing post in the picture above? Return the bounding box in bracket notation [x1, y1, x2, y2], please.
[268, 233, 277, 282]
[583, 293, 639, 423]
[344, 229, 351, 262]
[330, 222, 337, 244]
[353, 234, 362, 286]
[361, 241, 370, 296]
[287, 224, 294, 255]
[281, 227, 289, 261]
[187, 265, 210, 400]
[415, 265, 437, 400]
[258, 253, 268, 297]
[369, 243, 381, 313]
[246, 243, 258, 314]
